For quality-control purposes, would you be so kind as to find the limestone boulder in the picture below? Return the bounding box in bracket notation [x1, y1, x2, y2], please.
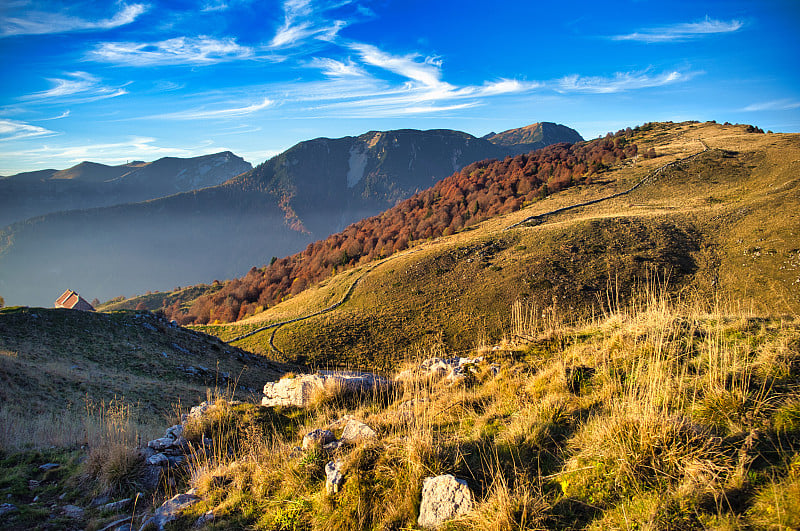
[263, 371, 390, 408]
[302, 429, 336, 450]
[325, 460, 345, 494]
[417, 474, 473, 529]
[138, 492, 200, 531]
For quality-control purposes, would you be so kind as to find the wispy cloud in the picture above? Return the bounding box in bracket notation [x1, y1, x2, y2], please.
[294, 46, 541, 118]
[612, 16, 743, 43]
[150, 97, 273, 120]
[742, 99, 800, 112]
[556, 70, 687, 93]
[0, 119, 58, 141]
[89, 36, 254, 66]
[0, 3, 148, 37]
[8, 137, 194, 165]
[349, 43, 448, 89]
[309, 57, 369, 78]
[269, 0, 369, 49]
[38, 110, 71, 121]
[20, 72, 127, 102]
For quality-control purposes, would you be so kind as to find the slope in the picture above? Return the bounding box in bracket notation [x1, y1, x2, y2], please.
[194, 121, 799, 370]
[0, 305, 294, 449]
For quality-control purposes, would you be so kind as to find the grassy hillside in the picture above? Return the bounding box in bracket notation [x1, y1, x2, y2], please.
[196, 121, 799, 370]
[108, 293, 800, 530]
[0, 306, 293, 450]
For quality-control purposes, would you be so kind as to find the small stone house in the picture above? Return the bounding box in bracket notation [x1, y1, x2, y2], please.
[54, 290, 95, 311]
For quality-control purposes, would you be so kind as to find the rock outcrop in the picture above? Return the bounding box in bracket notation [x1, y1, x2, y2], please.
[139, 491, 200, 531]
[262, 371, 390, 408]
[396, 356, 497, 383]
[417, 474, 473, 529]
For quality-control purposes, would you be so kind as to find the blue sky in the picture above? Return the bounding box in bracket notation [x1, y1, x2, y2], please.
[1, 0, 798, 174]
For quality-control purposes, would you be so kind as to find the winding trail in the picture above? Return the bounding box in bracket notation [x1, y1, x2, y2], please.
[504, 139, 710, 231]
[227, 140, 711, 352]
[227, 251, 416, 353]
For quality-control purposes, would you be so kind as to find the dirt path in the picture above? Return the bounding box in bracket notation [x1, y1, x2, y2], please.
[504, 139, 709, 231]
[227, 250, 417, 353]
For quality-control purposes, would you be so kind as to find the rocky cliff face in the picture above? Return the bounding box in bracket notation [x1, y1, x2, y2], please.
[234, 129, 512, 234]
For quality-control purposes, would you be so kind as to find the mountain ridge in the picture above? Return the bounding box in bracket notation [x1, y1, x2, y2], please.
[0, 122, 582, 307]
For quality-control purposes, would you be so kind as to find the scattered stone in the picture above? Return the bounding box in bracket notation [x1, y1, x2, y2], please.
[139, 492, 200, 531]
[263, 371, 389, 408]
[39, 463, 60, 471]
[167, 456, 185, 467]
[187, 401, 213, 421]
[147, 453, 169, 467]
[417, 474, 473, 529]
[98, 517, 132, 531]
[302, 429, 336, 450]
[340, 418, 377, 443]
[101, 498, 132, 513]
[195, 510, 215, 526]
[28, 479, 40, 489]
[0, 503, 18, 516]
[165, 425, 184, 439]
[147, 436, 188, 455]
[396, 356, 490, 384]
[141, 465, 163, 492]
[171, 343, 191, 355]
[325, 460, 345, 495]
[323, 440, 344, 451]
[92, 495, 112, 506]
[33, 495, 40, 502]
[62, 504, 85, 519]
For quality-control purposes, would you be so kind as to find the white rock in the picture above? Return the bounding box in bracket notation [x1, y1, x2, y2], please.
[340, 419, 377, 443]
[417, 474, 473, 529]
[139, 492, 200, 531]
[263, 371, 389, 408]
[325, 460, 345, 494]
[302, 429, 336, 449]
[147, 454, 169, 467]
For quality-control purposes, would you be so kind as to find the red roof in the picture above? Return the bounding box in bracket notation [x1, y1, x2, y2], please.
[54, 290, 95, 311]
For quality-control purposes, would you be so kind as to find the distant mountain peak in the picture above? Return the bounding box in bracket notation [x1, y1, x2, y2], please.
[483, 122, 583, 155]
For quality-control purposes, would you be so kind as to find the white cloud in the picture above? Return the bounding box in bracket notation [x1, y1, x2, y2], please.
[0, 119, 58, 141]
[742, 99, 800, 112]
[477, 79, 542, 97]
[8, 137, 194, 165]
[38, 110, 71, 121]
[288, 45, 543, 118]
[557, 70, 687, 93]
[612, 16, 743, 43]
[21, 72, 127, 103]
[0, 3, 148, 37]
[150, 97, 273, 120]
[309, 57, 369, 78]
[349, 43, 448, 89]
[89, 36, 254, 66]
[268, 0, 368, 49]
